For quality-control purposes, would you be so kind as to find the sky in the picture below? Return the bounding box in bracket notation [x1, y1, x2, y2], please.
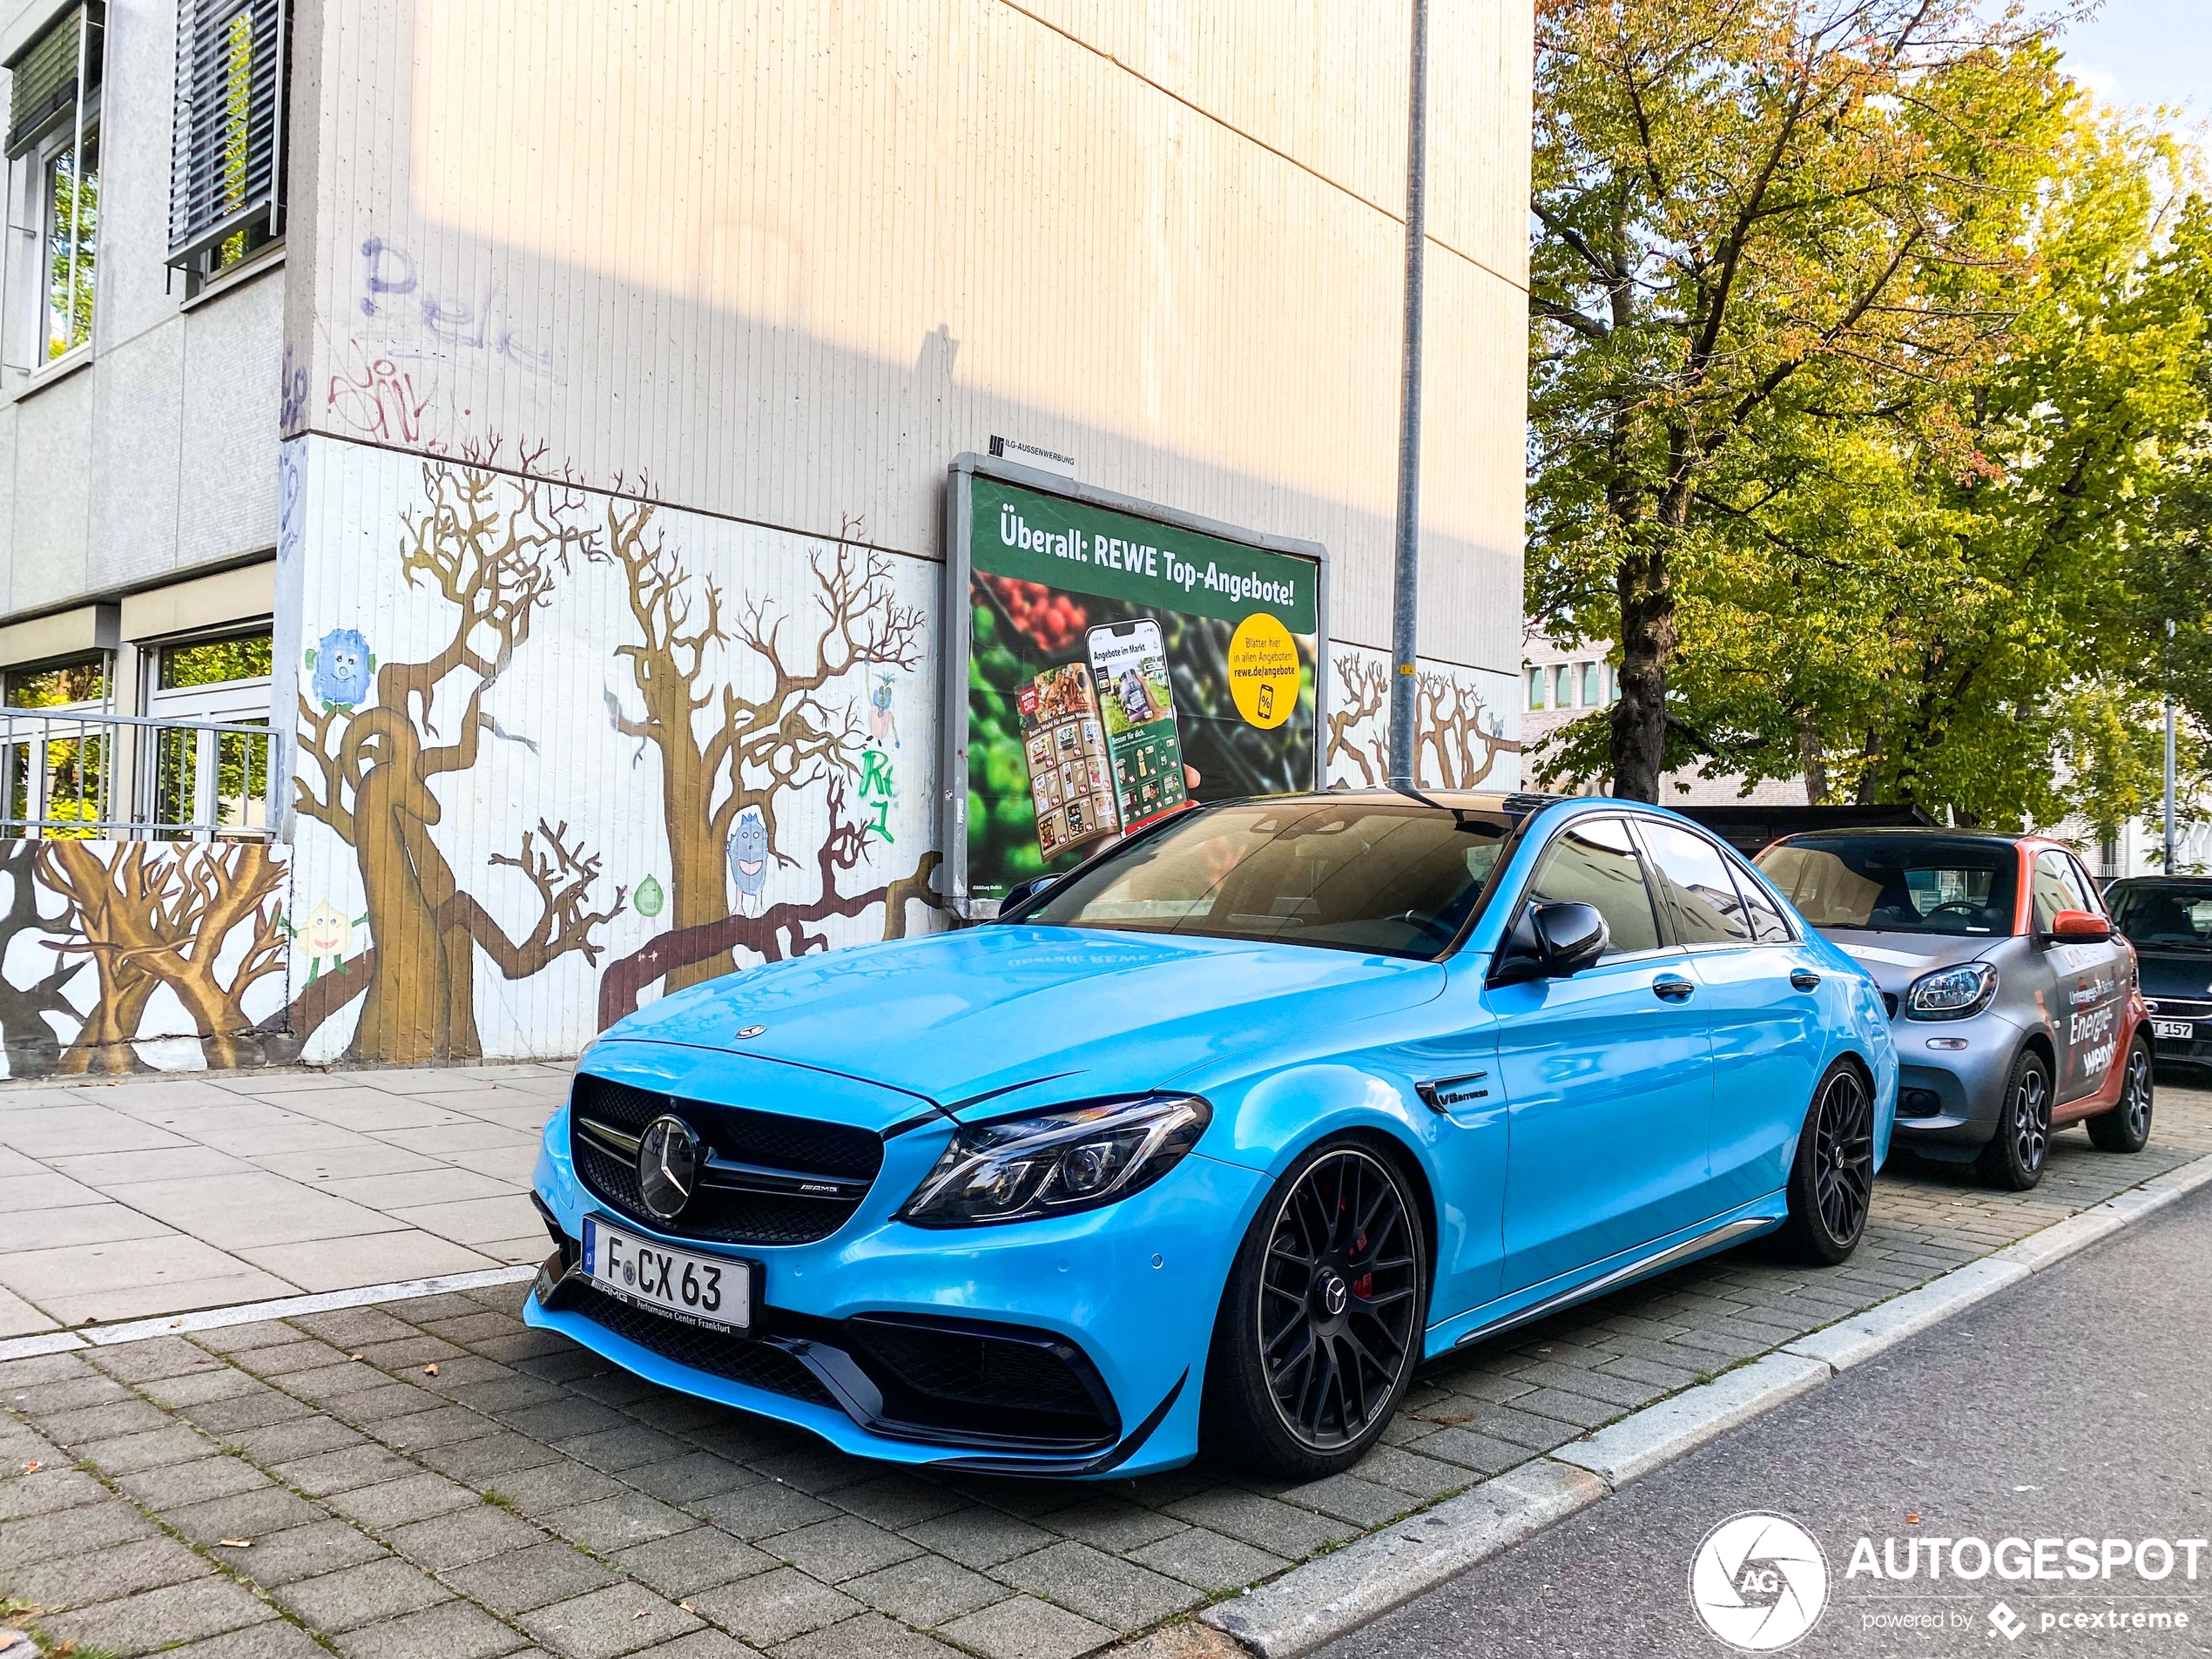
[2053, 0, 2211, 118]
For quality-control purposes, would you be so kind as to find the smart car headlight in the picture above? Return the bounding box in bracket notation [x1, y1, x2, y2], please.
[899, 1095, 1211, 1228]
[1905, 961, 1998, 1021]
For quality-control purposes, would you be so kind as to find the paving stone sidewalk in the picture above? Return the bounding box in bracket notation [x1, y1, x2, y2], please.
[0, 1066, 574, 1334]
[2, 1079, 2206, 1659]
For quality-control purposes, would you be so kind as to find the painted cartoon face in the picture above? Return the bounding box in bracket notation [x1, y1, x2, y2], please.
[302, 900, 351, 958]
[728, 808, 769, 894]
[310, 628, 374, 708]
[871, 676, 895, 711]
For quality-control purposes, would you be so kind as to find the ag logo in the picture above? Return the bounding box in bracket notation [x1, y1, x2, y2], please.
[1689, 1513, 1829, 1651]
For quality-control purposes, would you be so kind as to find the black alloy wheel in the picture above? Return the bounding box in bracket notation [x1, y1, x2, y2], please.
[2087, 1035, 2155, 1153]
[1778, 1060, 1876, 1264]
[1204, 1140, 1428, 1477]
[1977, 1049, 2052, 1190]
[1811, 1066, 1875, 1243]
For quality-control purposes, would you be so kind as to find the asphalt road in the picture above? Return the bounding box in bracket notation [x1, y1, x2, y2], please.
[1320, 1180, 2212, 1658]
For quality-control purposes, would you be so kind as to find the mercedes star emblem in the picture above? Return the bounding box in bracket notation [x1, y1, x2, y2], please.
[735, 1025, 765, 1040]
[636, 1115, 702, 1221]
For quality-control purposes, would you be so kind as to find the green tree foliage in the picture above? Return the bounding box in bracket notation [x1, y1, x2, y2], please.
[1527, 0, 2212, 832]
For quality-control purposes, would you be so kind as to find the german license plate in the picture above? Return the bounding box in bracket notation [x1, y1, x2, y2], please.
[2153, 1020, 2195, 1042]
[582, 1217, 752, 1334]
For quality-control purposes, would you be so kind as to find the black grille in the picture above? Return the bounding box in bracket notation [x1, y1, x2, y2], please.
[848, 1315, 1116, 1445]
[570, 1074, 883, 1246]
[564, 1282, 835, 1408]
[1882, 992, 1900, 1019]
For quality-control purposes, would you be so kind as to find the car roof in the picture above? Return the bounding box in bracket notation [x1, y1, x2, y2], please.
[1772, 827, 2054, 847]
[1251, 789, 1556, 815]
[2108, 874, 2212, 888]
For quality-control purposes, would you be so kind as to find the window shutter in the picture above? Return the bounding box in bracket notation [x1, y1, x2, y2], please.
[166, 0, 287, 270]
[5, 4, 98, 158]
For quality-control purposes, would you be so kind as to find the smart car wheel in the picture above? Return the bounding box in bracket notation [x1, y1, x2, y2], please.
[1777, 1060, 1874, 1264]
[2086, 1035, 2155, 1154]
[1203, 1139, 1428, 1479]
[1975, 1048, 2051, 1190]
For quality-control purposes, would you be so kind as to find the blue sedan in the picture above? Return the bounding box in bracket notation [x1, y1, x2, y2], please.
[526, 793, 1894, 1480]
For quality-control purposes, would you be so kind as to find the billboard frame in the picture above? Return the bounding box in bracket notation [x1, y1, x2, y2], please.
[941, 451, 1332, 921]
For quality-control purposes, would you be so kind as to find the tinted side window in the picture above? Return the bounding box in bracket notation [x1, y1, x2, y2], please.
[1729, 857, 1794, 943]
[1526, 816, 1662, 957]
[1640, 821, 1753, 944]
[2033, 850, 2091, 932]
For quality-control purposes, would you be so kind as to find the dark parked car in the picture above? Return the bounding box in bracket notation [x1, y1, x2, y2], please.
[2108, 877, 2212, 1073]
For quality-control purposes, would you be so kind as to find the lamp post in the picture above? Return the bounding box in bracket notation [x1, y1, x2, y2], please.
[2166, 618, 2178, 874]
[1386, 0, 1431, 788]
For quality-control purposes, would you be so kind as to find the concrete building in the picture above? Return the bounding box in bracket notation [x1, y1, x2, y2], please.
[0, 0, 1534, 1075]
[1519, 635, 1809, 806]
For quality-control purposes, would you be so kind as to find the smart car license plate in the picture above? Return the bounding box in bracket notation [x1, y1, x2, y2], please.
[2153, 1020, 2195, 1042]
[582, 1217, 752, 1334]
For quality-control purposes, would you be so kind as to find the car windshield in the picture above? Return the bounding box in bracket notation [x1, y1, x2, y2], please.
[1018, 799, 1520, 959]
[1756, 835, 2019, 937]
[2111, 883, 2212, 953]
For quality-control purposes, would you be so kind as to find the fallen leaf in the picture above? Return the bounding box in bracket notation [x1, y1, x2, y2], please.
[349, 1354, 364, 1362]
[424, 1364, 440, 1377]
[21, 1461, 39, 1475]
[1905, 1514, 1921, 1525]
[218, 1538, 253, 1548]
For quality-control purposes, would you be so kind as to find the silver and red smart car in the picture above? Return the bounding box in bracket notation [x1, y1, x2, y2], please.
[1757, 831, 2152, 1189]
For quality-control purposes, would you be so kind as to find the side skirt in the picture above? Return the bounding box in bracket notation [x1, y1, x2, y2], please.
[1433, 1210, 1782, 1357]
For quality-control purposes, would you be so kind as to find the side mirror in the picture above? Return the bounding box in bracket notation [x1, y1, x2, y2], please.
[1001, 874, 1058, 914]
[1490, 901, 1611, 986]
[2048, 908, 2112, 944]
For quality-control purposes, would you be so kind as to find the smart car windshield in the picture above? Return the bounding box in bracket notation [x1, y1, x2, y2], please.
[1756, 835, 2020, 937]
[1019, 799, 1520, 959]
[2111, 882, 2212, 953]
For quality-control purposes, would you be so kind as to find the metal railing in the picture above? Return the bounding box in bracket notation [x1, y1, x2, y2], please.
[0, 706, 278, 840]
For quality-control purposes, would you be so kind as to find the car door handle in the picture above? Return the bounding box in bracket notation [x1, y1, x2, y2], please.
[1652, 974, 1695, 1002]
[1790, 968, 1821, 991]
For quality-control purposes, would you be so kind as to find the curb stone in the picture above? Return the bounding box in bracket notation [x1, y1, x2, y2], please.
[1189, 1150, 2212, 1658]
[1201, 1460, 1606, 1659]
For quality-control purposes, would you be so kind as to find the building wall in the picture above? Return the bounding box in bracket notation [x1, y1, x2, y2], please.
[0, 0, 285, 625]
[284, 0, 1531, 674]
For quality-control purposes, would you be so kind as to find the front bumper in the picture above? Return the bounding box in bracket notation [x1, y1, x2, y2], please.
[1884, 1006, 2027, 1151]
[528, 1100, 1266, 1478]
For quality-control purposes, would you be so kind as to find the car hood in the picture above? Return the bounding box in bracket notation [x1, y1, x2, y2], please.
[1821, 930, 2006, 995]
[2138, 948, 2212, 1003]
[599, 925, 1447, 1115]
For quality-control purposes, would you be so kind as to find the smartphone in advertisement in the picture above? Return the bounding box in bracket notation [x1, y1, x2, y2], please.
[1086, 620, 1188, 832]
[1015, 664, 1121, 863]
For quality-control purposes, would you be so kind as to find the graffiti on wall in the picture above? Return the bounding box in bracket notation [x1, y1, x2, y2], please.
[1325, 644, 1522, 791]
[283, 439, 946, 1067]
[0, 839, 293, 1077]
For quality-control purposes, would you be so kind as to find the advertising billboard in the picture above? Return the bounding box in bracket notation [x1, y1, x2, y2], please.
[942, 455, 1330, 916]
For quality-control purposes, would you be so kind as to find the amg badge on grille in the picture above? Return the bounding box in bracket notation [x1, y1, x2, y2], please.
[637, 1115, 702, 1220]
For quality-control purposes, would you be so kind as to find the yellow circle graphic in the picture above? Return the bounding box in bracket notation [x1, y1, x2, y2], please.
[1228, 611, 1299, 729]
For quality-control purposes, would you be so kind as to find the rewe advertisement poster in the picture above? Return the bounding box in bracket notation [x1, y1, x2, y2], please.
[949, 466, 1327, 910]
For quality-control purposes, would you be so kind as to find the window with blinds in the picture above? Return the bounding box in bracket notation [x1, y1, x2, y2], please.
[166, 0, 288, 290]
[5, 5, 103, 362]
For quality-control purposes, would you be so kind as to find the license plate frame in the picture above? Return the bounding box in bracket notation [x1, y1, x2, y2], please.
[582, 1216, 754, 1336]
[2152, 1019, 2195, 1042]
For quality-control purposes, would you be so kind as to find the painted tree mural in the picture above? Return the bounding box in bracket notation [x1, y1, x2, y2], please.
[38, 840, 289, 1072]
[292, 453, 627, 1063]
[593, 506, 940, 1025]
[0, 840, 79, 1074]
[1325, 651, 1521, 790]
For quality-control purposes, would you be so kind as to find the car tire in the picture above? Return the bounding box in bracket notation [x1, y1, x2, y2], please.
[1201, 1137, 1429, 1480]
[1974, 1048, 2052, 1190]
[1777, 1060, 1876, 1265]
[2086, 1035, 2155, 1154]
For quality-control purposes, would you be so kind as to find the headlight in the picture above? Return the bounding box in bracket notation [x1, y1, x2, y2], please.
[1905, 961, 1998, 1021]
[899, 1095, 1211, 1228]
